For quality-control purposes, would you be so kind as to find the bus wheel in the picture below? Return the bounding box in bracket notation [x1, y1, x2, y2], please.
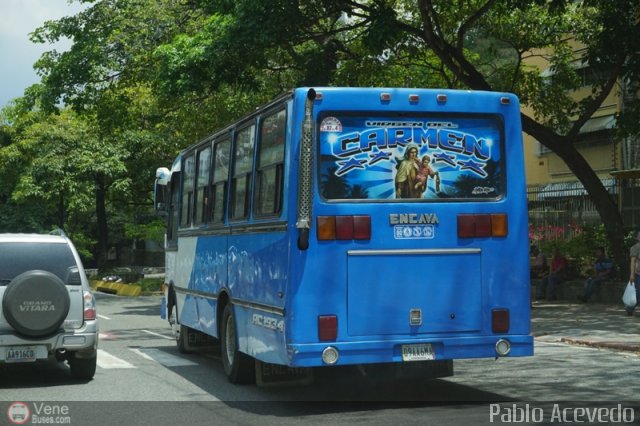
[176, 323, 192, 354]
[220, 304, 255, 384]
[170, 301, 191, 354]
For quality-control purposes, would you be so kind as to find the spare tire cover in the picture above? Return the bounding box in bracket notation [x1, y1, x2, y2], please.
[2, 270, 71, 338]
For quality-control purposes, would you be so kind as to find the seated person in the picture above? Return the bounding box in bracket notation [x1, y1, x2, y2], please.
[578, 247, 613, 302]
[536, 247, 567, 301]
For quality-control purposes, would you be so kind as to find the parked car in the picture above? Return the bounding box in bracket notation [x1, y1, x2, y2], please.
[0, 231, 98, 379]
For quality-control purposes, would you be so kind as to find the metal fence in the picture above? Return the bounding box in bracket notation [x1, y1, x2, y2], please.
[527, 179, 619, 242]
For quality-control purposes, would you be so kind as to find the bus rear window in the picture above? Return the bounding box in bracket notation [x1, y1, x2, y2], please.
[319, 114, 504, 201]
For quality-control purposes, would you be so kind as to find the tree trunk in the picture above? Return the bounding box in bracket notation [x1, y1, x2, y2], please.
[95, 173, 109, 269]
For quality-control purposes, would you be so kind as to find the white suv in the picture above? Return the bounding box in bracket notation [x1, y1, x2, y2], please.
[0, 232, 98, 379]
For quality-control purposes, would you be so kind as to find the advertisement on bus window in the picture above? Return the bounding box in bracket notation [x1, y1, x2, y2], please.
[318, 114, 504, 201]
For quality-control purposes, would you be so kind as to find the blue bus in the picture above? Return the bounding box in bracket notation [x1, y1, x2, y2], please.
[154, 87, 533, 384]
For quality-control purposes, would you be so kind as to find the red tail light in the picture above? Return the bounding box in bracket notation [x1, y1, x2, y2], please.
[83, 291, 97, 321]
[457, 213, 508, 238]
[492, 309, 510, 333]
[318, 315, 338, 341]
[317, 215, 370, 241]
[335, 216, 354, 240]
[353, 216, 371, 240]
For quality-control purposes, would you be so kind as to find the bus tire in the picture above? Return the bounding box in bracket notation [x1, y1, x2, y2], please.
[220, 304, 255, 384]
[169, 295, 192, 354]
[176, 323, 192, 354]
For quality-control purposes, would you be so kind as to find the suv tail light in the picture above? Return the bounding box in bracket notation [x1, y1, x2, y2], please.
[83, 291, 97, 321]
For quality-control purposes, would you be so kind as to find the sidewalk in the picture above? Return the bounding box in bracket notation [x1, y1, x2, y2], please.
[531, 301, 640, 354]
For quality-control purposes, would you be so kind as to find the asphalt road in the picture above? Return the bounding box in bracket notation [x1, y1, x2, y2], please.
[1, 293, 638, 425]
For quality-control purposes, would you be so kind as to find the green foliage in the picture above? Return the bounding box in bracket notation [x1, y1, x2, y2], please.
[2, 0, 637, 267]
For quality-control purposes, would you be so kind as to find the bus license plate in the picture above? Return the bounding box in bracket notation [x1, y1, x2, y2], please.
[5, 346, 37, 363]
[401, 344, 434, 361]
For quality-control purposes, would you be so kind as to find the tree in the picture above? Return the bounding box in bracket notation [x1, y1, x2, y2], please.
[147, 0, 639, 267]
[27, 0, 639, 268]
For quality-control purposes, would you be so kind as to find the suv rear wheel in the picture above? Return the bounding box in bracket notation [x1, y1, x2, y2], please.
[69, 353, 97, 380]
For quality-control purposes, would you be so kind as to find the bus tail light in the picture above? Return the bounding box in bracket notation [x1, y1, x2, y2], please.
[317, 216, 336, 240]
[318, 315, 338, 341]
[335, 216, 353, 240]
[457, 214, 508, 238]
[492, 309, 510, 333]
[317, 215, 370, 241]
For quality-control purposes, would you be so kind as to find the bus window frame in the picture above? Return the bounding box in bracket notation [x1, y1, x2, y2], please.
[230, 121, 257, 222]
[253, 107, 288, 219]
[209, 137, 231, 225]
[166, 171, 181, 249]
[194, 142, 213, 227]
[316, 110, 507, 204]
[179, 153, 196, 228]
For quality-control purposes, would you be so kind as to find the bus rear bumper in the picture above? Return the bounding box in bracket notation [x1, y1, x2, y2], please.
[287, 335, 533, 367]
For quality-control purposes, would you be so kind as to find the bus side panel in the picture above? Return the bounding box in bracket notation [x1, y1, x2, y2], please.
[188, 234, 228, 337]
[228, 231, 290, 365]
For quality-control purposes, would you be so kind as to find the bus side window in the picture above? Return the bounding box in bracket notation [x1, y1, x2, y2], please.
[167, 173, 180, 247]
[210, 139, 230, 224]
[231, 125, 256, 220]
[255, 109, 286, 217]
[180, 154, 195, 228]
[194, 145, 212, 226]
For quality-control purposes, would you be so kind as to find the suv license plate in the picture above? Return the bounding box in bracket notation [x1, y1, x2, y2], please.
[5, 346, 37, 363]
[401, 344, 435, 362]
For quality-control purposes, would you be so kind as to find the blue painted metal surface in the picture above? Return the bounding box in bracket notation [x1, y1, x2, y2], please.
[162, 87, 533, 369]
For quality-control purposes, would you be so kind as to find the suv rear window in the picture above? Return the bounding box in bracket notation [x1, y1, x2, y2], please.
[318, 113, 504, 201]
[0, 242, 76, 283]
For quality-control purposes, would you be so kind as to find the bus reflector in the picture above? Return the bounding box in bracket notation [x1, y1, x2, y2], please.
[492, 309, 510, 333]
[409, 94, 420, 102]
[380, 92, 391, 102]
[317, 215, 371, 241]
[458, 214, 508, 238]
[437, 94, 447, 103]
[500, 96, 510, 105]
[318, 315, 338, 341]
[317, 216, 336, 240]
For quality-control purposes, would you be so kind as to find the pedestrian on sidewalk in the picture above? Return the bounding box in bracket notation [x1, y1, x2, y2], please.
[578, 247, 613, 303]
[530, 246, 547, 278]
[626, 231, 640, 316]
[536, 247, 568, 301]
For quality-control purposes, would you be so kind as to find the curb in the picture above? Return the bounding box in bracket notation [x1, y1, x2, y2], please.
[559, 337, 640, 354]
[91, 280, 142, 297]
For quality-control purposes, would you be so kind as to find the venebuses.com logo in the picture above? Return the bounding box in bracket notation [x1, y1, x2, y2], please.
[7, 402, 30, 425]
[7, 401, 72, 425]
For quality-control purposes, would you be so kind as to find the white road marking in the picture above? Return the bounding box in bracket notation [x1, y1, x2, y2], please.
[141, 329, 174, 340]
[97, 314, 111, 320]
[129, 348, 198, 367]
[96, 349, 136, 369]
